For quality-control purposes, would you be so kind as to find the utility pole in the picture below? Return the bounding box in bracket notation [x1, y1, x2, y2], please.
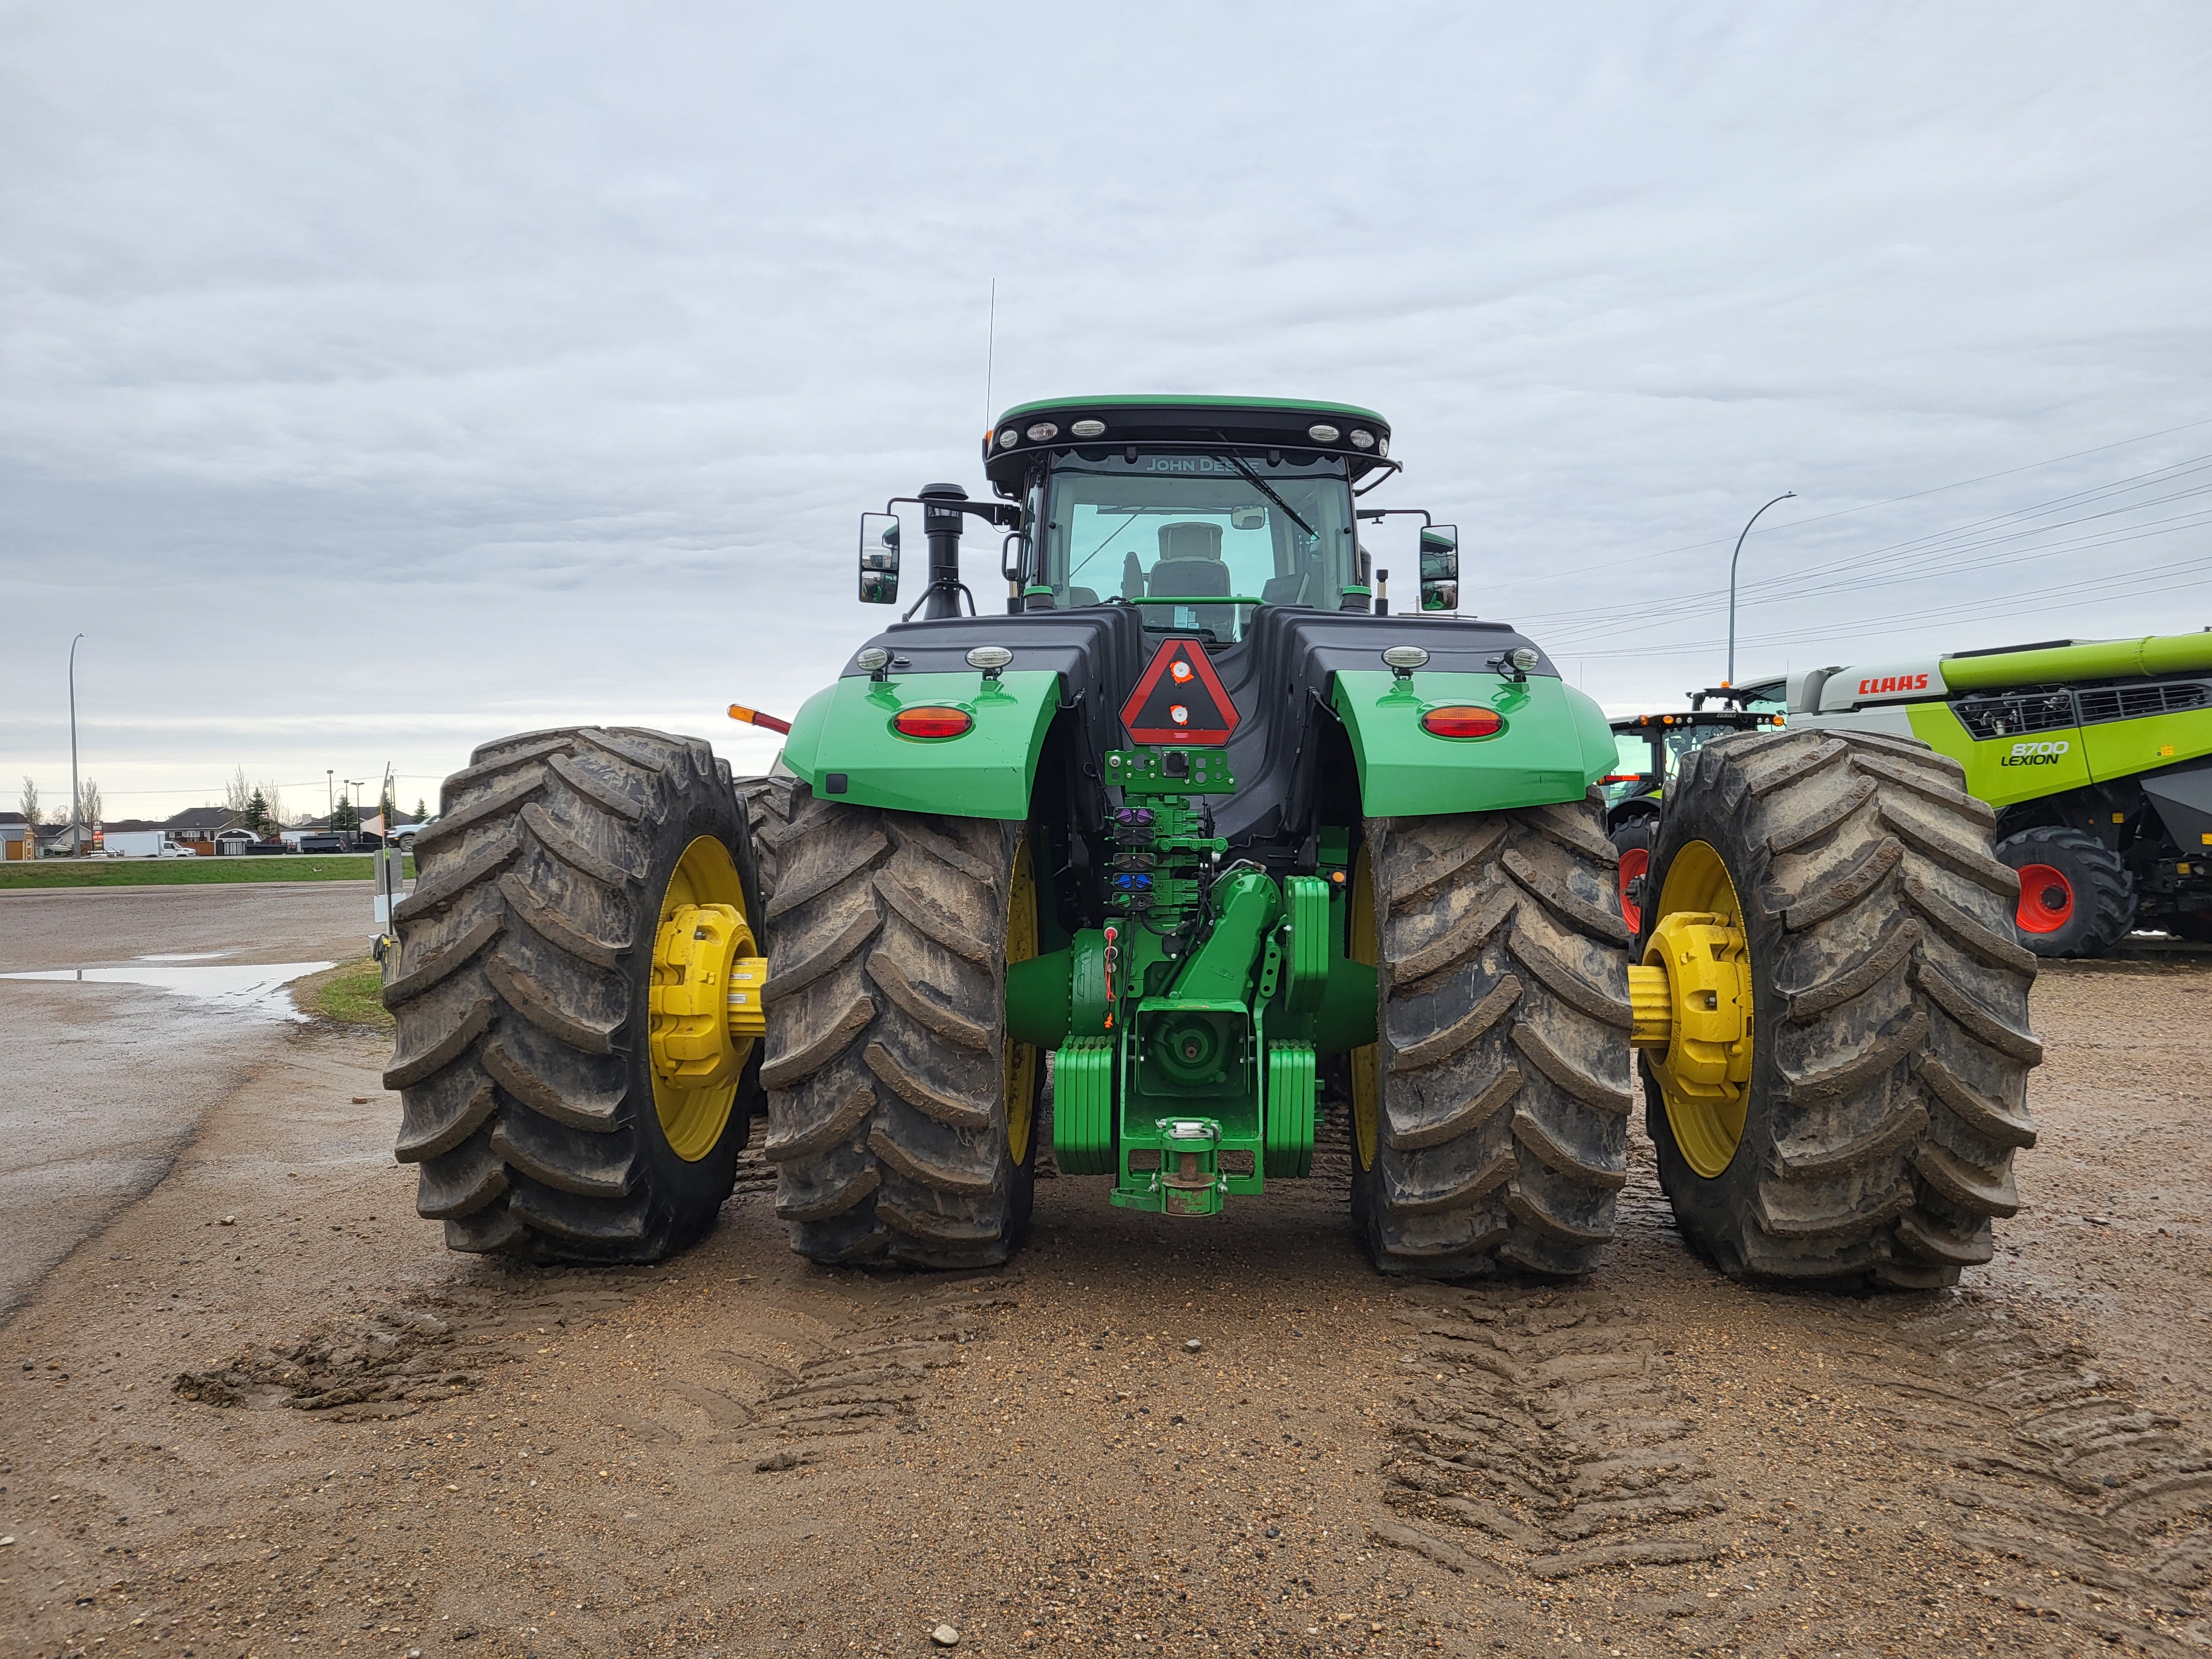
[67, 634, 85, 854]
[1726, 492, 1796, 685]
[327, 769, 334, 828]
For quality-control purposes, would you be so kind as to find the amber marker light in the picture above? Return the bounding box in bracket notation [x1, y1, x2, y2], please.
[1420, 706, 1504, 739]
[893, 706, 973, 739]
[728, 704, 792, 734]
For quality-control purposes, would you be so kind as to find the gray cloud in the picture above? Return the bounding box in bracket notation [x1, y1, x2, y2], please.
[3, 3, 2207, 816]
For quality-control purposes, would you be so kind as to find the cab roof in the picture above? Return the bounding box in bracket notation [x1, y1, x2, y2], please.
[982, 394, 1393, 493]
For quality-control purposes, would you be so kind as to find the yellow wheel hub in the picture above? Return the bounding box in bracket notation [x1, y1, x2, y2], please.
[648, 836, 769, 1163]
[1004, 838, 1040, 1165]
[1626, 839, 1755, 1180]
[1349, 843, 1380, 1172]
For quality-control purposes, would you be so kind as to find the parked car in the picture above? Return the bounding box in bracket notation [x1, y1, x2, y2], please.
[387, 821, 431, 851]
[295, 832, 351, 853]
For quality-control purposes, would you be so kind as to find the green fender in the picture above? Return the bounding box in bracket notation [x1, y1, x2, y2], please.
[1331, 670, 1616, 816]
[777, 669, 1058, 819]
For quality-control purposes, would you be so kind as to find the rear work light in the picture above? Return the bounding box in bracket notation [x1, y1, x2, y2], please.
[893, 706, 973, 740]
[1421, 706, 1504, 739]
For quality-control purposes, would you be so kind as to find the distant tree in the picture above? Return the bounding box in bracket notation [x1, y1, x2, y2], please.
[18, 777, 38, 827]
[76, 778, 102, 826]
[261, 781, 286, 828]
[412, 796, 429, 822]
[223, 766, 254, 820]
[243, 789, 272, 837]
[378, 786, 397, 828]
[331, 794, 359, 834]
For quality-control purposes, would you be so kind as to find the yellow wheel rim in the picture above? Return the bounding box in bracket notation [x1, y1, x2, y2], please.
[1645, 839, 1755, 1180]
[650, 836, 751, 1162]
[1004, 837, 1040, 1166]
[1349, 842, 1380, 1172]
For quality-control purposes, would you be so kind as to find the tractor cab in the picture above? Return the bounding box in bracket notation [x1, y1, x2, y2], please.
[989, 397, 1412, 635]
[853, 397, 1459, 632]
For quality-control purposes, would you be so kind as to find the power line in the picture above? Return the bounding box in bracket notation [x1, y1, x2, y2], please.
[1478, 415, 2212, 594]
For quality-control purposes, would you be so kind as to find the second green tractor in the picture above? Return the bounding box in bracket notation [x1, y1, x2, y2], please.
[384, 396, 2040, 1290]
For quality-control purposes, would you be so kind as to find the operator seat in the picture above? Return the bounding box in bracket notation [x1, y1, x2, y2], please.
[1147, 521, 1236, 634]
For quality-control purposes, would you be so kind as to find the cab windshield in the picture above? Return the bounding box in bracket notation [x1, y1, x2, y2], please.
[1038, 451, 1356, 639]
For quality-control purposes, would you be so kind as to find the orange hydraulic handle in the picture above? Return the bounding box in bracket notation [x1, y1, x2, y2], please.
[727, 704, 792, 735]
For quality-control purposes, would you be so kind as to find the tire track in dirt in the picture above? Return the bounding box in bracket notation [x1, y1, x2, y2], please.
[1374, 1245, 2210, 1652]
[730, 1276, 1018, 1469]
[1376, 1286, 1739, 1582]
[1843, 1295, 2211, 1651]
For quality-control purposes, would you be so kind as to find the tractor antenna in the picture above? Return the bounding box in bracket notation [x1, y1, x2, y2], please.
[983, 279, 997, 434]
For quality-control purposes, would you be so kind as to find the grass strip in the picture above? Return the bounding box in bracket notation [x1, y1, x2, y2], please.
[0, 855, 413, 890]
[293, 957, 394, 1031]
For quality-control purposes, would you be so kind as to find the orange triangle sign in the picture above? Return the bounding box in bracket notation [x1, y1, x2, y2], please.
[1121, 638, 1240, 747]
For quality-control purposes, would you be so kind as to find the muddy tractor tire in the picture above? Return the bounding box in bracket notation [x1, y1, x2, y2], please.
[1639, 728, 2040, 1289]
[1995, 825, 2137, 959]
[740, 771, 807, 906]
[1351, 795, 1635, 1278]
[757, 785, 1039, 1269]
[383, 727, 764, 1262]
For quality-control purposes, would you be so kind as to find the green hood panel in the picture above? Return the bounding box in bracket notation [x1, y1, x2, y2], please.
[1332, 671, 1613, 816]
[778, 669, 1059, 819]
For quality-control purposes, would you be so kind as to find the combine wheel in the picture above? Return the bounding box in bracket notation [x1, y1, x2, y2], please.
[1994, 825, 2136, 958]
[383, 727, 764, 1261]
[1351, 795, 1635, 1278]
[1610, 815, 1658, 934]
[1636, 729, 2041, 1288]
[758, 785, 1039, 1267]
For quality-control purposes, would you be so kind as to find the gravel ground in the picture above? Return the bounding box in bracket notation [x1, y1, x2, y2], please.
[1, 945, 2208, 1658]
[0, 885, 377, 1319]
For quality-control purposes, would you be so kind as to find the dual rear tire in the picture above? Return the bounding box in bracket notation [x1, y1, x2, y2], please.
[383, 728, 762, 1261]
[1641, 729, 2041, 1288]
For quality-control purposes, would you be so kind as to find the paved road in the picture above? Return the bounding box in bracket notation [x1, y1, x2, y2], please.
[0, 883, 380, 1320]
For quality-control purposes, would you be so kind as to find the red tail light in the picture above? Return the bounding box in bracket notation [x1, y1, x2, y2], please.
[1421, 706, 1504, 739]
[893, 706, 973, 740]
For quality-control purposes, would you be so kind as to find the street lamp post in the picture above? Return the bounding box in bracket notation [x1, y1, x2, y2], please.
[1726, 492, 1797, 685]
[67, 633, 85, 854]
[327, 769, 334, 830]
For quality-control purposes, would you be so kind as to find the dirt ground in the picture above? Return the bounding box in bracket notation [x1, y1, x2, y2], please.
[3, 948, 2210, 1659]
[0, 884, 376, 1318]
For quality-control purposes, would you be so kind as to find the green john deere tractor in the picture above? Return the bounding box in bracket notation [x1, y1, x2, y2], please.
[383, 395, 2039, 1288]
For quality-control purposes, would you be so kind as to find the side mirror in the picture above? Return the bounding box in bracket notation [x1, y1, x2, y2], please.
[1419, 525, 1459, 611]
[859, 513, 900, 604]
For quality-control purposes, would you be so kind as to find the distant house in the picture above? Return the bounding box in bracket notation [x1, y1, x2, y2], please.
[163, 806, 241, 857]
[1, 810, 30, 862]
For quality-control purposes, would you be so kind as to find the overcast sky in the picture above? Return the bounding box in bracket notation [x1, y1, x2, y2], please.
[3, 3, 2208, 823]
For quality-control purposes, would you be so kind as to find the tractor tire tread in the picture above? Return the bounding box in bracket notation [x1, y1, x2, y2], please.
[383, 726, 757, 1262]
[1356, 793, 1631, 1280]
[761, 789, 1030, 1268]
[1645, 729, 2038, 1288]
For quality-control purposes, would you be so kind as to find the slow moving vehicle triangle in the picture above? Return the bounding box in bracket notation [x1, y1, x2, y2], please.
[1120, 637, 1240, 746]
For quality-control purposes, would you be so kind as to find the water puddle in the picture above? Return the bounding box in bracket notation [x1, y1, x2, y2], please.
[0, 961, 335, 1020]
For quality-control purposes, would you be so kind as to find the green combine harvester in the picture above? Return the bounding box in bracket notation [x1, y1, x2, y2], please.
[1730, 635, 2212, 957]
[383, 396, 2039, 1290]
